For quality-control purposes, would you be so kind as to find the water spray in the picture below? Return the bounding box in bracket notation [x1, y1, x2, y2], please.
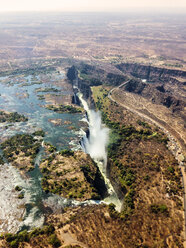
[78, 93, 122, 211]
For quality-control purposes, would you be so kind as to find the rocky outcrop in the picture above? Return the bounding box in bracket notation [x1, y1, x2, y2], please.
[66, 65, 78, 81]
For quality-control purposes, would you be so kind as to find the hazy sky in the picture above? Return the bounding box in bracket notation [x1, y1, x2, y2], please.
[0, 0, 186, 12]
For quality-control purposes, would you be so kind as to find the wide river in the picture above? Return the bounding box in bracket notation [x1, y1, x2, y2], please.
[0, 71, 88, 233]
[0, 70, 121, 234]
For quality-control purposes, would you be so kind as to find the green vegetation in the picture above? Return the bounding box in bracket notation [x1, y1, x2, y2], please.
[46, 104, 82, 113]
[35, 87, 60, 93]
[40, 150, 107, 200]
[37, 95, 45, 100]
[45, 142, 57, 153]
[15, 186, 22, 191]
[137, 119, 151, 129]
[163, 63, 183, 68]
[18, 192, 24, 199]
[67, 65, 77, 81]
[165, 164, 183, 195]
[48, 234, 61, 247]
[0, 111, 28, 123]
[0, 155, 4, 165]
[100, 109, 167, 146]
[33, 130, 45, 137]
[80, 163, 106, 200]
[108, 203, 119, 218]
[80, 73, 102, 85]
[20, 81, 42, 87]
[0, 66, 56, 77]
[59, 149, 74, 157]
[123, 189, 135, 210]
[150, 204, 168, 215]
[108, 198, 135, 221]
[3, 224, 59, 248]
[1, 134, 40, 161]
[0, 132, 43, 172]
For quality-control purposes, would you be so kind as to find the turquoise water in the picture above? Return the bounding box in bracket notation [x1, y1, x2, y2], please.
[0, 72, 82, 149]
[0, 71, 86, 231]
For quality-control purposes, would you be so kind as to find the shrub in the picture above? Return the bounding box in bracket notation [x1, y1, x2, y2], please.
[124, 189, 135, 209]
[48, 234, 61, 247]
[33, 130, 45, 137]
[17, 230, 29, 242]
[9, 239, 19, 248]
[144, 175, 150, 181]
[42, 224, 55, 235]
[108, 203, 119, 218]
[18, 193, 24, 199]
[167, 166, 175, 174]
[60, 149, 74, 157]
[15, 186, 22, 191]
[150, 204, 168, 215]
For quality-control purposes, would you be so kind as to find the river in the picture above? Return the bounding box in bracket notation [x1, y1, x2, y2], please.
[0, 70, 121, 234]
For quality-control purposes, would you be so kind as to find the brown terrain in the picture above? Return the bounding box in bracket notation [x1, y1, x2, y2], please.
[0, 12, 185, 72]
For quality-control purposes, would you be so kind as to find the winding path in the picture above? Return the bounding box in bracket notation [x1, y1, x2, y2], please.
[108, 80, 186, 244]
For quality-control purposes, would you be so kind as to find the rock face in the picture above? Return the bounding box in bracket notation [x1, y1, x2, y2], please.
[66, 65, 78, 81]
[123, 80, 186, 113]
[67, 64, 128, 107]
[116, 63, 186, 82]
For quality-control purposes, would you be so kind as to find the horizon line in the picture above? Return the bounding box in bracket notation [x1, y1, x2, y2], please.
[0, 8, 186, 13]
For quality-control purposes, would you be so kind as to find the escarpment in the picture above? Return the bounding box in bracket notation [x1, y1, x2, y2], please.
[116, 62, 186, 82]
[123, 80, 186, 114]
[67, 63, 128, 107]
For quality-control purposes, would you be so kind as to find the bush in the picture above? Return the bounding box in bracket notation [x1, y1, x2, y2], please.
[108, 203, 119, 218]
[48, 234, 61, 247]
[5, 233, 14, 242]
[9, 239, 19, 248]
[5, 230, 30, 248]
[150, 204, 168, 215]
[167, 166, 175, 174]
[15, 186, 22, 191]
[33, 130, 45, 137]
[17, 230, 29, 242]
[18, 193, 24, 199]
[0, 155, 5, 164]
[43, 224, 55, 235]
[144, 175, 150, 181]
[124, 189, 135, 209]
[60, 149, 74, 157]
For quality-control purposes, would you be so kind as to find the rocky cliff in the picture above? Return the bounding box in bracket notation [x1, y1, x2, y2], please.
[67, 63, 128, 105]
[116, 62, 186, 82]
[124, 79, 186, 114]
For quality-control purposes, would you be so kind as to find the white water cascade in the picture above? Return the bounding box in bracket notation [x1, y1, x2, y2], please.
[78, 93, 122, 211]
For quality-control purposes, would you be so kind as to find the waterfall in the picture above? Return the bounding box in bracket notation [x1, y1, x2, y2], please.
[72, 86, 80, 105]
[78, 93, 122, 211]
